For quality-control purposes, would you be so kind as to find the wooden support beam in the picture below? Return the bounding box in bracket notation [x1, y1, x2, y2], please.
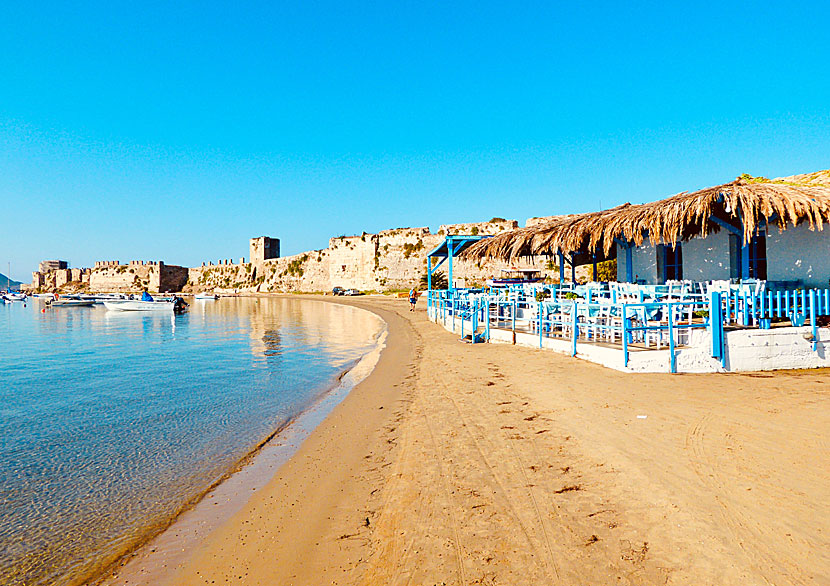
[709, 215, 742, 235]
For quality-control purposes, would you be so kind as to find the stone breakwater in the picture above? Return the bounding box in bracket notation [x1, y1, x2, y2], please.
[27, 218, 591, 294]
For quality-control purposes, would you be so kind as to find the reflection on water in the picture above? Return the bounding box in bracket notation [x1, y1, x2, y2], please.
[0, 297, 383, 586]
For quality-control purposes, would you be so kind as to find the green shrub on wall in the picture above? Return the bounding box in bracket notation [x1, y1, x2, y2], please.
[595, 259, 617, 281]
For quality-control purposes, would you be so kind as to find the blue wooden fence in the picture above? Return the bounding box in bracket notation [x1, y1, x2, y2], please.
[428, 285, 830, 373]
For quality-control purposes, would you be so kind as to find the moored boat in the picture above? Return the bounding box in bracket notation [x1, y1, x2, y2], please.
[194, 293, 219, 300]
[104, 300, 175, 312]
[2, 292, 27, 302]
[104, 297, 188, 313]
[47, 299, 95, 307]
[78, 293, 129, 304]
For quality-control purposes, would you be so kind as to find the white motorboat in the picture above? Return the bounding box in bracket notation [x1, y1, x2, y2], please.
[3, 292, 27, 302]
[194, 293, 219, 300]
[47, 299, 95, 307]
[104, 300, 176, 312]
[78, 293, 129, 304]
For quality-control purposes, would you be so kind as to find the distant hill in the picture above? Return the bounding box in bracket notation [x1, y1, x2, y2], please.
[0, 273, 23, 291]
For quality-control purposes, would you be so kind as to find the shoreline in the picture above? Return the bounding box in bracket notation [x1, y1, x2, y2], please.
[92, 296, 389, 586]
[90, 294, 829, 585]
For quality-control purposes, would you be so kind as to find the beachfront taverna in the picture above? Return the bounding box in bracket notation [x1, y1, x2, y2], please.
[469, 169, 830, 288]
[427, 169, 830, 374]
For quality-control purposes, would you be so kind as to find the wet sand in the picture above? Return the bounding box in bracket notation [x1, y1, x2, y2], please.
[107, 295, 829, 585]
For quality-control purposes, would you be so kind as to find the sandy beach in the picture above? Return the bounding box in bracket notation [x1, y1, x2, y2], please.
[106, 295, 829, 586]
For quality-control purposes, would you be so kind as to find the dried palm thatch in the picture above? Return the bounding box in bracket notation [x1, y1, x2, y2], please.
[463, 170, 830, 263]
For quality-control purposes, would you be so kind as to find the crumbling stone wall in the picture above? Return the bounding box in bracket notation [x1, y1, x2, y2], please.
[183, 220, 586, 294]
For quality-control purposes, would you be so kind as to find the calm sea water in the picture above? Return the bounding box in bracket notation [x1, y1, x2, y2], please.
[0, 297, 383, 586]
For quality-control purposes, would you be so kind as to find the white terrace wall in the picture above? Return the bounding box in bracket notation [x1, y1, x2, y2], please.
[767, 222, 830, 288]
[430, 307, 830, 373]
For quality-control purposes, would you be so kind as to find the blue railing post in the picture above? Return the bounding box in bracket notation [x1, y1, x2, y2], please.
[810, 289, 818, 351]
[668, 302, 676, 373]
[622, 303, 629, 367]
[709, 291, 724, 365]
[571, 300, 578, 356]
[485, 298, 490, 341]
[471, 298, 477, 343]
[538, 301, 543, 348]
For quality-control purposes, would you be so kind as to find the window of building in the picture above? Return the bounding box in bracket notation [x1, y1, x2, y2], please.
[748, 229, 767, 279]
[662, 244, 683, 281]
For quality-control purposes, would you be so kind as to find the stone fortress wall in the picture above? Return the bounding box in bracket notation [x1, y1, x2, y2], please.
[30, 260, 190, 293]
[27, 217, 590, 294]
[184, 218, 588, 294]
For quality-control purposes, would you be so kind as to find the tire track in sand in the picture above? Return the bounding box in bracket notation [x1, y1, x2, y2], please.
[685, 412, 813, 586]
[428, 361, 562, 583]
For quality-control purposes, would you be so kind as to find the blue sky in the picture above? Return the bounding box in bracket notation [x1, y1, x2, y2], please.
[2, 1, 829, 280]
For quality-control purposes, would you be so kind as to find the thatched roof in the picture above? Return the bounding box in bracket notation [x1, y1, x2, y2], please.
[463, 170, 830, 263]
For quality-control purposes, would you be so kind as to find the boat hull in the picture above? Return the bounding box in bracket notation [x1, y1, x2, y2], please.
[48, 300, 95, 307]
[104, 300, 175, 312]
[2, 293, 27, 302]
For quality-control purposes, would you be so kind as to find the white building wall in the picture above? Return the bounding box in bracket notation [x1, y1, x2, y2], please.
[617, 230, 732, 284]
[631, 242, 659, 284]
[616, 241, 659, 283]
[766, 223, 830, 288]
[681, 229, 731, 282]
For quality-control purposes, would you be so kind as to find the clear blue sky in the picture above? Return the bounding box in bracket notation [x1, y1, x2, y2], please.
[2, 1, 829, 280]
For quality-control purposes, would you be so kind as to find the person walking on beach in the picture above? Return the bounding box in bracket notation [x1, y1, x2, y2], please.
[409, 287, 418, 311]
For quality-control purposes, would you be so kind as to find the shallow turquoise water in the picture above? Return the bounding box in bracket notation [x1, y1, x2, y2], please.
[0, 297, 382, 586]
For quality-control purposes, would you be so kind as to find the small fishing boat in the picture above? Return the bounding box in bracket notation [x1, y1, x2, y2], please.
[194, 293, 219, 300]
[2, 292, 27, 302]
[78, 293, 129, 304]
[104, 297, 188, 313]
[104, 300, 175, 312]
[46, 299, 95, 307]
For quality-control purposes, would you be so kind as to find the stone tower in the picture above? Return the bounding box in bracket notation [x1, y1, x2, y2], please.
[249, 236, 280, 266]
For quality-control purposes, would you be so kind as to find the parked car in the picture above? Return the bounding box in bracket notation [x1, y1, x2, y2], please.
[332, 287, 344, 296]
[343, 288, 361, 296]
